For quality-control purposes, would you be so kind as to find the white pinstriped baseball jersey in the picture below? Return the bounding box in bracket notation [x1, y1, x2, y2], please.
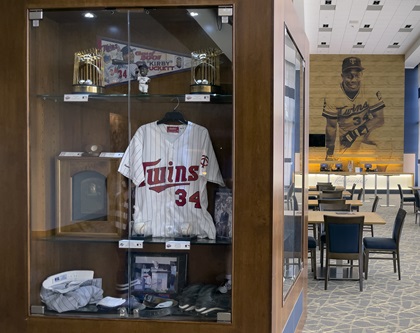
[118, 121, 225, 239]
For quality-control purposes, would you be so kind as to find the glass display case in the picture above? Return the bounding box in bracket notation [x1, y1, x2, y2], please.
[282, 27, 305, 299]
[28, 6, 233, 323]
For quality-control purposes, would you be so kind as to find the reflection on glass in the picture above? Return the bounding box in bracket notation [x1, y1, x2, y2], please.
[283, 27, 305, 299]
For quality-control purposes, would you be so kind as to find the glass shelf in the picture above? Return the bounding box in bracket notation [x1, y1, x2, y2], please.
[39, 235, 232, 245]
[38, 93, 233, 104]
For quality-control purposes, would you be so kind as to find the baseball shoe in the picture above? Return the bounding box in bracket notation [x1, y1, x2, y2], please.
[195, 284, 231, 315]
[217, 279, 232, 294]
[178, 283, 204, 311]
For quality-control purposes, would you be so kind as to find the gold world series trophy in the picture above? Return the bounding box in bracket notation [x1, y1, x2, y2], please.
[190, 48, 222, 94]
[73, 48, 105, 94]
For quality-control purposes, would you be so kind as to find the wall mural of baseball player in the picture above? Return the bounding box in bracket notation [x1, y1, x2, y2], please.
[323, 56, 385, 160]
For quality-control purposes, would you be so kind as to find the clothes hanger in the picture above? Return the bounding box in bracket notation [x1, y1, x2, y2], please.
[157, 97, 188, 125]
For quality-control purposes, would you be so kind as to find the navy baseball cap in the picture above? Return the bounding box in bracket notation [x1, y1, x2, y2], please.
[342, 57, 364, 72]
[121, 45, 134, 55]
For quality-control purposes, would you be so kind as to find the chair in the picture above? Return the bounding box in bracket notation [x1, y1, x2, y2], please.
[397, 184, 415, 213]
[363, 208, 407, 280]
[363, 195, 379, 236]
[344, 183, 357, 200]
[308, 236, 317, 279]
[283, 215, 302, 279]
[318, 199, 350, 212]
[352, 187, 364, 212]
[324, 215, 365, 291]
[319, 190, 343, 200]
[317, 184, 335, 191]
[414, 190, 420, 225]
[318, 201, 352, 266]
[285, 183, 295, 210]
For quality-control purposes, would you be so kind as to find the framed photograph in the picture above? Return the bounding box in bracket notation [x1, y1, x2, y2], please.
[130, 253, 188, 296]
[214, 188, 233, 239]
[55, 156, 127, 238]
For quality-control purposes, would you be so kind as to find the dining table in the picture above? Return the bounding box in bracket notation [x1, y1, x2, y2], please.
[308, 190, 351, 198]
[308, 199, 363, 209]
[308, 211, 386, 226]
[308, 210, 386, 280]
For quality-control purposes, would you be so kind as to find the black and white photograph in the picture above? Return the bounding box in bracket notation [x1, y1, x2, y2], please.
[214, 189, 233, 239]
[131, 253, 187, 295]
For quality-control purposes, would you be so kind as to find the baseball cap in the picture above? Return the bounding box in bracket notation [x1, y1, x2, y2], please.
[342, 57, 364, 72]
[42, 270, 94, 292]
[121, 45, 134, 55]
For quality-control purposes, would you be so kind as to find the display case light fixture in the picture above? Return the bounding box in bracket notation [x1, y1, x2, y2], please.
[84, 12, 96, 18]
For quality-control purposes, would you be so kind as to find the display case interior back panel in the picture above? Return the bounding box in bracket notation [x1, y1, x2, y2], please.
[29, 7, 233, 323]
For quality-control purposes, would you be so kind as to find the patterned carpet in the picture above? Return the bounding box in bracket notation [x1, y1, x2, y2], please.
[302, 193, 420, 333]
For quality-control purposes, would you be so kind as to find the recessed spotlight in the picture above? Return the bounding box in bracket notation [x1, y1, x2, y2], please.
[190, 11, 199, 17]
[393, 42, 399, 45]
[405, 24, 412, 28]
[325, 0, 332, 4]
[84, 12, 96, 18]
[357, 42, 363, 45]
[364, 24, 370, 28]
[323, 24, 329, 28]
[321, 42, 327, 45]
[373, 1, 380, 5]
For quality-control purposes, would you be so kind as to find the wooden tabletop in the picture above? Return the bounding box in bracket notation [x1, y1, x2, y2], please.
[308, 190, 351, 197]
[308, 211, 386, 225]
[309, 185, 345, 191]
[308, 199, 363, 207]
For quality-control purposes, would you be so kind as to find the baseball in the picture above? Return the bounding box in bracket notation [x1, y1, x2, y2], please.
[181, 222, 192, 236]
[133, 222, 146, 235]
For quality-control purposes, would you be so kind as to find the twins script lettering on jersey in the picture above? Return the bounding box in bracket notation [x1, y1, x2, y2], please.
[139, 158, 203, 208]
[337, 101, 369, 116]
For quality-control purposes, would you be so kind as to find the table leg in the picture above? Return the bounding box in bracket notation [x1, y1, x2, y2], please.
[380, 174, 395, 207]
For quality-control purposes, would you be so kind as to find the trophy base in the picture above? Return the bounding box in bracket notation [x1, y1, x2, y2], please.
[190, 84, 220, 94]
[73, 85, 105, 94]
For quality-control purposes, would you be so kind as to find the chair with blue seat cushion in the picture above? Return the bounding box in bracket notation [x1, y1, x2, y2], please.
[318, 200, 351, 267]
[413, 190, 420, 225]
[363, 195, 379, 236]
[363, 208, 407, 280]
[397, 184, 415, 213]
[344, 183, 357, 200]
[324, 214, 365, 291]
[319, 190, 343, 200]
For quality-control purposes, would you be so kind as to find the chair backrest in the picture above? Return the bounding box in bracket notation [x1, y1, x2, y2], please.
[392, 208, 407, 245]
[371, 195, 379, 212]
[284, 215, 302, 254]
[349, 183, 356, 199]
[414, 190, 420, 209]
[319, 200, 351, 211]
[320, 190, 343, 199]
[292, 194, 299, 210]
[356, 188, 363, 200]
[324, 215, 364, 254]
[317, 184, 335, 191]
[397, 184, 404, 200]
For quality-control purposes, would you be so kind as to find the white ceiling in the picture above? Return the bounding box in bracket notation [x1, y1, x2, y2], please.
[301, 0, 420, 68]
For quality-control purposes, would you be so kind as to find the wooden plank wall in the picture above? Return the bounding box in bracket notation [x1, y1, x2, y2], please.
[309, 54, 405, 172]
